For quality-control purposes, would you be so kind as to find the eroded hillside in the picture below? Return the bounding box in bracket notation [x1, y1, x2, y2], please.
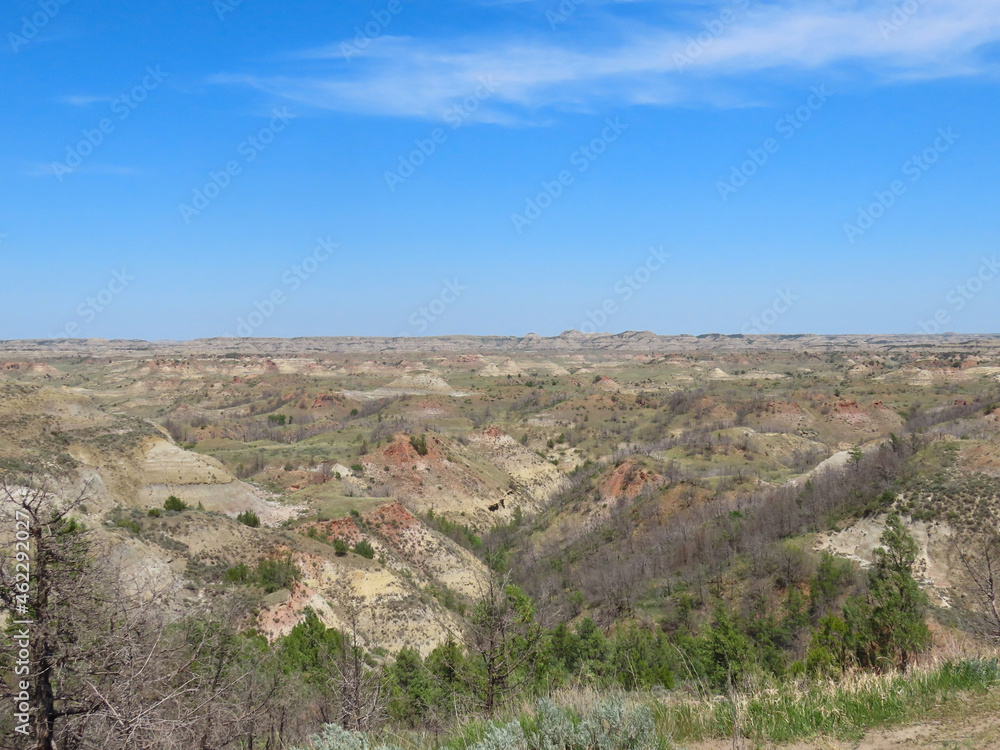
[3, 338, 1000, 660]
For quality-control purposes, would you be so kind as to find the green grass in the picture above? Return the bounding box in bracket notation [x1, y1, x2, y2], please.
[324, 658, 1000, 750]
[286, 489, 388, 521]
[649, 658, 1000, 744]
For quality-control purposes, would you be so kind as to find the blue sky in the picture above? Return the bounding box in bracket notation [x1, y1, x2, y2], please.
[2, 0, 999, 340]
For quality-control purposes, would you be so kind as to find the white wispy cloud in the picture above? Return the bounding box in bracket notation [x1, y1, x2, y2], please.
[214, 0, 1000, 121]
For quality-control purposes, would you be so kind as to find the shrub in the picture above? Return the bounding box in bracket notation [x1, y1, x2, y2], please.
[354, 539, 375, 559]
[147, 508, 161, 518]
[409, 434, 429, 456]
[115, 518, 141, 534]
[471, 721, 525, 750]
[463, 698, 656, 750]
[237, 510, 261, 528]
[333, 538, 349, 556]
[351, 464, 364, 473]
[223, 559, 298, 590]
[256, 554, 301, 593]
[224, 562, 250, 585]
[292, 722, 402, 750]
[163, 496, 187, 512]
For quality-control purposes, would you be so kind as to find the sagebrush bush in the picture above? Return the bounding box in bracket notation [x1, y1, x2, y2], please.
[578, 699, 656, 750]
[467, 698, 656, 750]
[294, 722, 402, 750]
[470, 720, 526, 750]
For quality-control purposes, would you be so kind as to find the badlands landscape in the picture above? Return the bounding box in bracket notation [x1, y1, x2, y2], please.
[0, 332, 1000, 747]
[4, 332, 1000, 748]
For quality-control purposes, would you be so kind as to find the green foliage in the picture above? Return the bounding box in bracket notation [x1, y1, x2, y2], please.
[268, 414, 287, 425]
[333, 538, 349, 556]
[279, 608, 344, 681]
[147, 508, 161, 518]
[862, 513, 931, 669]
[114, 517, 141, 534]
[418, 638, 467, 721]
[353, 539, 375, 559]
[224, 562, 251, 585]
[653, 658, 1000, 744]
[237, 509, 261, 528]
[225, 555, 301, 592]
[806, 515, 931, 674]
[466, 582, 542, 714]
[163, 495, 187, 512]
[409, 433, 429, 456]
[256, 553, 301, 593]
[806, 612, 850, 676]
[848, 445, 863, 467]
[809, 552, 851, 620]
[387, 647, 433, 728]
[702, 606, 756, 690]
[422, 511, 482, 550]
[604, 625, 675, 691]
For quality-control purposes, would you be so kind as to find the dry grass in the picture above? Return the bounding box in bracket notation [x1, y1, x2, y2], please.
[376, 654, 1000, 749]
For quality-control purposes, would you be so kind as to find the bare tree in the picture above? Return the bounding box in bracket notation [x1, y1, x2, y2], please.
[955, 530, 1000, 644]
[0, 473, 295, 750]
[461, 570, 540, 716]
[329, 587, 386, 732]
[0, 474, 95, 750]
